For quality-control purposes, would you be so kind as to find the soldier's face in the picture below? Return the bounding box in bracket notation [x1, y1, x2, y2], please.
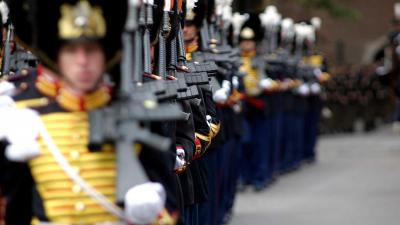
[240, 40, 256, 53]
[58, 42, 106, 93]
[183, 24, 198, 42]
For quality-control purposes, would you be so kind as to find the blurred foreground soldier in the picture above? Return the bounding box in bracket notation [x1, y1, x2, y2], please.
[1, 0, 176, 224]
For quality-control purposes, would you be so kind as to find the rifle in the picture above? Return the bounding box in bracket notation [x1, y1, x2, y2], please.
[2, 23, 13, 76]
[89, 0, 187, 203]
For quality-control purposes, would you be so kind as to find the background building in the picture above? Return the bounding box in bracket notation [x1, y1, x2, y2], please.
[234, 0, 398, 65]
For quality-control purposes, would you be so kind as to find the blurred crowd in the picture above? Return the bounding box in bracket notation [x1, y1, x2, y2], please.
[320, 64, 393, 134]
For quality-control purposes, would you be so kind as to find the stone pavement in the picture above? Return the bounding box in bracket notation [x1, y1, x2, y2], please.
[230, 126, 400, 225]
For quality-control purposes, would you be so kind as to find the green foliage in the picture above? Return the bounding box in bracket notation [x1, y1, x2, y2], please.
[295, 0, 360, 20]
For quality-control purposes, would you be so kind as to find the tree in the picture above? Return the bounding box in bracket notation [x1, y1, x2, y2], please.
[295, 0, 360, 19]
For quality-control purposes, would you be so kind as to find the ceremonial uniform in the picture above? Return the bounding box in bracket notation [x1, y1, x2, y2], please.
[300, 54, 328, 162]
[183, 2, 222, 224]
[1, 0, 178, 224]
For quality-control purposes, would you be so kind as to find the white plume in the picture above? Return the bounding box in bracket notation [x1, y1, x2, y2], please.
[231, 12, 249, 37]
[259, 5, 282, 28]
[265, 5, 278, 14]
[305, 25, 316, 42]
[311, 17, 322, 30]
[216, 0, 232, 16]
[281, 18, 295, 39]
[395, 3, 400, 19]
[186, 0, 198, 13]
[294, 23, 307, 43]
[0, 1, 9, 24]
[222, 6, 233, 24]
[147, 0, 154, 5]
[297, 24, 316, 43]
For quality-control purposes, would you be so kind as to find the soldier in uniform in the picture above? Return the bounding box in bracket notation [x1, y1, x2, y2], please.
[183, 1, 219, 224]
[1, 0, 178, 224]
[237, 14, 272, 191]
[295, 19, 329, 163]
[184, 0, 245, 224]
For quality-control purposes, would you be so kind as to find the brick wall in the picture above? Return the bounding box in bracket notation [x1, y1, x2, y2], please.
[235, 0, 397, 65]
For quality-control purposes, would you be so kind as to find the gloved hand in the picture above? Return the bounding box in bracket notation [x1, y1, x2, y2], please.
[174, 147, 186, 171]
[213, 80, 231, 103]
[310, 83, 321, 95]
[0, 107, 41, 162]
[0, 81, 16, 96]
[232, 76, 240, 90]
[313, 68, 322, 78]
[259, 78, 274, 90]
[221, 80, 231, 92]
[296, 83, 310, 97]
[124, 182, 166, 224]
[206, 115, 212, 127]
[213, 88, 229, 103]
[0, 95, 15, 108]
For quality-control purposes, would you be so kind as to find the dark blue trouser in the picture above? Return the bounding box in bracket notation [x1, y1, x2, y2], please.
[239, 119, 252, 185]
[304, 109, 320, 161]
[395, 100, 400, 122]
[198, 147, 219, 225]
[184, 204, 199, 225]
[247, 116, 270, 187]
[293, 112, 305, 167]
[280, 112, 300, 171]
[266, 112, 282, 179]
[218, 138, 240, 224]
[224, 137, 242, 220]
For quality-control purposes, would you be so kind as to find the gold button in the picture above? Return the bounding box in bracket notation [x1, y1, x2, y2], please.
[72, 133, 81, 140]
[70, 150, 80, 160]
[21, 69, 29, 76]
[72, 166, 80, 174]
[75, 202, 85, 211]
[72, 184, 82, 193]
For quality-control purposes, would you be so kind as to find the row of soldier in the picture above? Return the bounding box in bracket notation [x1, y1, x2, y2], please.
[0, 0, 329, 225]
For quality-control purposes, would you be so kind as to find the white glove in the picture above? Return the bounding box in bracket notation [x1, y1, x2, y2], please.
[174, 147, 186, 171]
[310, 83, 321, 94]
[125, 182, 166, 224]
[0, 107, 41, 162]
[213, 88, 229, 103]
[297, 84, 310, 96]
[206, 115, 212, 127]
[232, 76, 239, 90]
[0, 95, 15, 108]
[313, 68, 322, 78]
[0, 81, 17, 96]
[5, 141, 41, 162]
[221, 80, 231, 93]
[259, 78, 274, 90]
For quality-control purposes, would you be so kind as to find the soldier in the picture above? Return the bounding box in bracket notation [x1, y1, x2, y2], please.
[184, 0, 246, 224]
[183, 1, 218, 224]
[1, 0, 178, 224]
[236, 13, 272, 191]
[295, 19, 329, 163]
